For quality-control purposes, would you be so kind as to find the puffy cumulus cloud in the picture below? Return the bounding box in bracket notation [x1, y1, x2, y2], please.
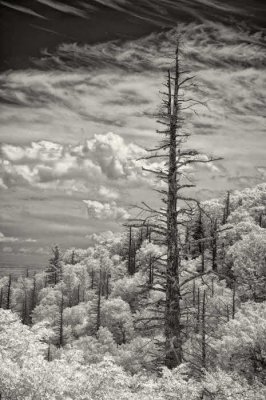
[74, 132, 146, 180]
[0, 132, 161, 192]
[83, 200, 130, 221]
[86, 230, 117, 243]
[1, 141, 64, 163]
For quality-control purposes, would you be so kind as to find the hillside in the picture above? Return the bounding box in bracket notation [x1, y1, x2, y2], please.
[0, 183, 265, 399]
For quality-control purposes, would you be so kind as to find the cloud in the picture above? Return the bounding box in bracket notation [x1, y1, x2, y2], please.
[78, 132, 146, 180]
[0, 19, 266, 259]
[17, 246, 48, 255]
[2, 246, 12, 253]
[83, 200, 130, 221]
[33, 21, 265, 71]
[0, 232, 36, 243]
[0, 133, 151, 191]
[257, 167, 266, 179]
[91, 0, 248, 25]
[98, 186, 119, 200]
[0, 232, 19, 243]
[85, 230, 117, 243]
[37, 0, 88, 18]
[0, 1, 47, 19]
[0, 177, 7, 189]
[25, 238, 38, 243]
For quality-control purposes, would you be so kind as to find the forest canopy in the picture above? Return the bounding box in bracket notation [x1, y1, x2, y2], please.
[0, 181, 265, 399]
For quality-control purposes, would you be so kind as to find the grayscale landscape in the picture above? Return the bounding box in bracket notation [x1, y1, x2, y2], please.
[0, 1, 265, 399]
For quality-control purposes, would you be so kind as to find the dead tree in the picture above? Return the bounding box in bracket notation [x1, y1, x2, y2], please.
[232, 283, 236, 319]
[0, 287, 3, 308]
[222, 191, 231, 224]
[21, 290, 30, 325]
[70, 250, 76, 265]
[47, 343, 51, 361]
[201, 290, 206, 369]
[6, 274, 12, 310]
[29, 277, 37, 325]
[127, 226, 137, 275]
[210, 219, 218, 271]
[96, 270, 102, 332]
[130, 42, 220, 369]
[193, 209, 205, 272]
[57, 294, 64, 348]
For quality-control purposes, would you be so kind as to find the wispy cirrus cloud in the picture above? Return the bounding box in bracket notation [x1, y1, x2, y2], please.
[0, 1, 47, 19]
[91, 0, 248, 25]
[37, 0, 88, 18]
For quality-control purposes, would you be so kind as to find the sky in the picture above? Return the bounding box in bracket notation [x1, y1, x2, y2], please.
[0, 0, 266, 273]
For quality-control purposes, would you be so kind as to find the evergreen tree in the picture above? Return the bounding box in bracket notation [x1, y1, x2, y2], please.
[46, 246, 62, 286]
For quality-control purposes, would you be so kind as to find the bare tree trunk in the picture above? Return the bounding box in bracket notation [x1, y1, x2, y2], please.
[222, 191, 230, 224]
[71, 250, 76, 265]
[211, 278, 214, 297]
[226, 305, 230, 322]
[58, 294, 64, 347]
[198, 211, 205, 272]
[22, 291, 29, 325]
[211, 219, 218, 271]
[96, 271, 102, 332]
[165, 50, 182, 369]
[148, 255, 153, 287]
[47, 343, 51, 361]
[128, 226, 136, 275]
[192, 281, 196, 307]
[91, 269, 94, 290]
[106, 273, 110, 299]
[196, 288, 200, 333]
[232, 283, 236, 319]
[0, 288, 3, 309]
[6, 274, 12, 310]
[201, 291, 206, 368]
